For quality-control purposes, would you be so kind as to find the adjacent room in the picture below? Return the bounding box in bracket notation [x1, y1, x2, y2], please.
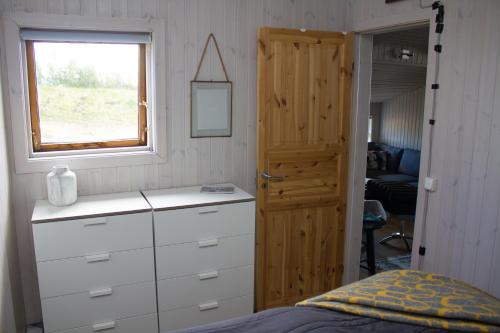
[0, 1, 499, 333]
[361, 26, 428, 276]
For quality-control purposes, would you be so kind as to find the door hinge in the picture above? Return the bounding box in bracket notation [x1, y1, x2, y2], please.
[352, 62, 355, 71]
[419, 246, 426, 256]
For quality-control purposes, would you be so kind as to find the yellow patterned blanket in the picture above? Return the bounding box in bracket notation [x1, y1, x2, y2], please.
[296, 270, 500, 332]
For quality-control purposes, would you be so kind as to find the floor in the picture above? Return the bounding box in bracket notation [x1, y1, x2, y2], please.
[360, 215, 414, 279]
[26, 325, 42, 333]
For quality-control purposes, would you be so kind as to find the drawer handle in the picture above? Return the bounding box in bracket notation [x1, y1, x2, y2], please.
[198, 238, 218, 248]
[198, 206, 219, 214]
[198, 270, 219, 280]
[86, 253, 110, 263]
[93, 320, 115, 331]
[83, 218, 107, 227]
[89, 287, 113, 298]
[199, 301, 219, 311]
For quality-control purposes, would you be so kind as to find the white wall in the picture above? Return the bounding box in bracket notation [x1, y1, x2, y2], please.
[379, 87, 425, 150]
[4, 0, 500, 325]
[350, 0, 500, 298]
[0, 0, 348, 324]
[0, 36, 25, 332]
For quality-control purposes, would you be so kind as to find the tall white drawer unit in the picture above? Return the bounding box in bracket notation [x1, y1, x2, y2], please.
[32, 192, 158, 333]
[142, 185, 255, 332]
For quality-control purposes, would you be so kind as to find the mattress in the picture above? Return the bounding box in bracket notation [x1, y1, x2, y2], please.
[171, 306, 448, 333]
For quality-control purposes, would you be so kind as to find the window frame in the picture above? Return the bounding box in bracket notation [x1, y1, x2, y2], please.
[3, 13, 167, 174]
[25, 39, 148, 152]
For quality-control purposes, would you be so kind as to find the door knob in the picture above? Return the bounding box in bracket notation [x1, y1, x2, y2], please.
[260, 171, 284, 182]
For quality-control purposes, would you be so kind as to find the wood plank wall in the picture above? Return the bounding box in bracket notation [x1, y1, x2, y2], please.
[350, 0, 500, 298]
[0, 0, 348, 324]
[379, 87, 425, 150]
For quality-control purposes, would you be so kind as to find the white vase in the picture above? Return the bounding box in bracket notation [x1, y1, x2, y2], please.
[47, 165, 77, 206]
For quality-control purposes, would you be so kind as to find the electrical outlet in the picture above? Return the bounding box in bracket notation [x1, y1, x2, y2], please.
[424, 177, 438, 192]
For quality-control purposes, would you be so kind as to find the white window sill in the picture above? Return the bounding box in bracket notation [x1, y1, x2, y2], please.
[15, 149, 166, 174]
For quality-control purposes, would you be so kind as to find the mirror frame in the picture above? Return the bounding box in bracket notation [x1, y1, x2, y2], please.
[190, 80, 232, 138]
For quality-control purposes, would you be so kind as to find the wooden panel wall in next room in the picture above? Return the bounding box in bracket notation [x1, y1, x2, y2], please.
[379, 87, 425, 150]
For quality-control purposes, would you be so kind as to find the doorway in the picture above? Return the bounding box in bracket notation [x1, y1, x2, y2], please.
[344, 21, 435, 283]
[361, 26, 429, 278]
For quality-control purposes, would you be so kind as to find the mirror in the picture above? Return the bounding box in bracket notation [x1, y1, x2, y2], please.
[191, 81, 232, 138]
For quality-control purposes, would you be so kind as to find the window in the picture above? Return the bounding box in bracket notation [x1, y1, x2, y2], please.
[368, 114, 373, 142]
[22, 29, 151, 153]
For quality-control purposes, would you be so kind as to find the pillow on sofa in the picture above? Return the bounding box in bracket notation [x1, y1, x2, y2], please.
[377, 144, 404, 172]
[367, 151, 379, 170]
[377, 151, 388, 171]
[398, 149, 421, 177]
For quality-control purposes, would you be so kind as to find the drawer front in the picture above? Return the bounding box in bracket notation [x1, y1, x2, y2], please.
[56, 313, 158, 333]
[159, 295, 253, 332]
[42, 281, 157, 333]
[154, 202, 255, 246]
[158, 265, 253, 311]
[38, 248, 155, 298]
[155, 234, 254, 279]
[33, 212, 153, 261]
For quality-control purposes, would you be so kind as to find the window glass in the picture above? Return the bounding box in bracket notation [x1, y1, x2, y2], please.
[368, 115, 373, 142]
[33, 42, 140, 144]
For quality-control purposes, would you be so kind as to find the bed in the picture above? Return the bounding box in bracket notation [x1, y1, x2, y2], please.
[172, 270, 500, 333]
[173, 306, 448, 333]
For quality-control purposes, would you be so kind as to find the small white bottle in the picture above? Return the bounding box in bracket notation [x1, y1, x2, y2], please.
[47, 165, 77, 206]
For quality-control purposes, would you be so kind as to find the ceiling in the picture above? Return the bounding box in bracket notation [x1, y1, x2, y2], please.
[370, 27, 429, 103]
[373, 26, 430, 49]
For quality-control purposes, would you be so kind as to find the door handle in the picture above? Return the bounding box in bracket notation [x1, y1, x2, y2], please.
[260, 171, 284, 182]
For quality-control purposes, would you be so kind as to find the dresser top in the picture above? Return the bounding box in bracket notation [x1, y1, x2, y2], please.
[142, 183, 254, 211]
[32, 191, 151, 223]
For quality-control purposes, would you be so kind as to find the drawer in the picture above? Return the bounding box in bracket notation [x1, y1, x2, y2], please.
[33, 212, 153, 261]
[56, 313, 158, 333]
[158, 265, 253, 311]
[155, 233, 254, 279]
[154, 202, 255, 246]
[38, 248, 154, 298]
[42, 281, 157, 332]
[159, 294, 253, 332]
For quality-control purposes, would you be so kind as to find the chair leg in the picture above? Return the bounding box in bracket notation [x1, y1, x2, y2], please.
[379, 218, 412, 252]
[365, 229, 376, 275]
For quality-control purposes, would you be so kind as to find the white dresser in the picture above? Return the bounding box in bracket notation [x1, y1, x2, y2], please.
[32, 192, 158, 333]
[142, 185, 255, 332]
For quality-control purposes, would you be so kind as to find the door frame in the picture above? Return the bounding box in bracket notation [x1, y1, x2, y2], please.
[343, 15, 438, 284]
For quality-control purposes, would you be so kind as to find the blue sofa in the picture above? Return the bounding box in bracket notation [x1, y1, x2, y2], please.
[366, 142, 420, 187]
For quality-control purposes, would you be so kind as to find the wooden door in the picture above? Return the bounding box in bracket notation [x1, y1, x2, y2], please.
[256, 28, 353, 310]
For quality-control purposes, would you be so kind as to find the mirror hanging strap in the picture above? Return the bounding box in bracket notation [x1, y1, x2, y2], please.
[193, 33, 230, 82]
